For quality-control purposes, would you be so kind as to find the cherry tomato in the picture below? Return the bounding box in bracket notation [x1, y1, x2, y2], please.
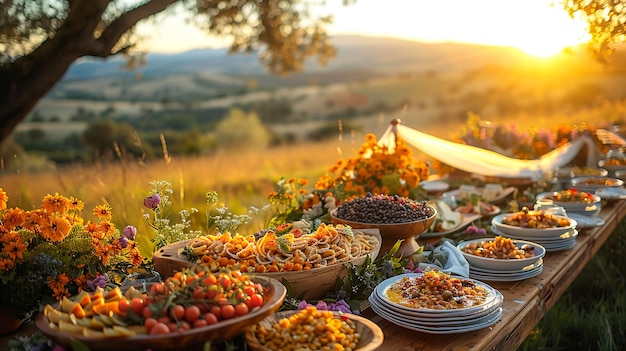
[185, 305, 201, 323]
[117, 299, 130, 314]
[193, 319, 208, 328]
[170, 304, 185, 320]
[205, 288, 217, 300]
[209, 305, 222, 320]
[244, 286, 256, 297]
[144, 317, 158, 330]
[220, 304, 235, 320]
[149, 322, 170, 335]
[245, 294, 263, 309]
[130, 297, 145, 315]
[192, 287, 205, 300]
[204, 313, 218, 325]
[142, 306, 155, 319]
[234, 302, 249, 317]
[219, 275, 232, 289]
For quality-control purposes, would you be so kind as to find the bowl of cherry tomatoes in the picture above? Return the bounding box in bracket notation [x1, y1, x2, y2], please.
[36, 267, 286, 351]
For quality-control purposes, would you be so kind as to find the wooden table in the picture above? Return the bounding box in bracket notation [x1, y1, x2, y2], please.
[361, 199, 626, 350]
[2, 200, 623, 351]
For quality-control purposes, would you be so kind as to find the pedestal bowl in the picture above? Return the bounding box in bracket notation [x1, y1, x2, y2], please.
[330, 206, 437, 258]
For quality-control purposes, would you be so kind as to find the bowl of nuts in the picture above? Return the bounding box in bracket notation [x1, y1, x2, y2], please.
[330, 194, 437, 258]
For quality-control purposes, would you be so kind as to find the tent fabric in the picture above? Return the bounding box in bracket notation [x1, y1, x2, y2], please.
[378, 123, 598, 180]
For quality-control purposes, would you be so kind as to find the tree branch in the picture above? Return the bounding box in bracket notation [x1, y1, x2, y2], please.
[87, 0, 181, 57]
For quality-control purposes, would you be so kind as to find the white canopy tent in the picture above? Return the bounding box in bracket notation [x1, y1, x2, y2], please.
[378, 121, 600, 180]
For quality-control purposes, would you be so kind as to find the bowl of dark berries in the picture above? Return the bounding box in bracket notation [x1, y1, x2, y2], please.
[330, 194, 437, 258]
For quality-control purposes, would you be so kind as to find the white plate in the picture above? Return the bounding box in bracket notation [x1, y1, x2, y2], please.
[421, 213, 481, 238]
[368, 297, 502, 334]
[567, 213, 605, 228]
[420, 180, 450, 193]
[442, 186, 516, 205]
[491, 213, 577, 238]
[535, 192, 602, 213]
[571, 176, 623, 193]
[375, 273, 500, 316]
[469, 266, 542, 282]
[469, 259, 543, 275]
[595, 187, 626, 200]
[491, 226, 578, 252]
[368, 291, 502, 324]
[457, 238, 545, 271]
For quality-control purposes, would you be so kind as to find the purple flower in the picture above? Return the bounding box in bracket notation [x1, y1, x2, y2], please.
[297, 300, 312, 310]
[123, 225, 137, 240]
[88, 273, 109, 290]
[315, 301, 329, 311]
[466, 224, 487, 235]
[119, 236, 129, 249]
[328, 300, 352, 314]
[144, 194, 161, 210]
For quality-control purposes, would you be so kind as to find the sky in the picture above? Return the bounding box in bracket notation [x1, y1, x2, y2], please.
[136, 0, 590, 58]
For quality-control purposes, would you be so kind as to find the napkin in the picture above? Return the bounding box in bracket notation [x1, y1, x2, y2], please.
[419, 240, 470, 277]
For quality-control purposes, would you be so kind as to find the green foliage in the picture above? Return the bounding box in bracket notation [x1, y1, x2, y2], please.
[213, 108, 271, 151]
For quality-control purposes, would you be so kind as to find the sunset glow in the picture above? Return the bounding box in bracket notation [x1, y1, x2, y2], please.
[137, 0, 591, 58]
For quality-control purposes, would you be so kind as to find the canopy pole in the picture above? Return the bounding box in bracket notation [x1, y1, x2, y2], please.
[390, 118, 401, 146]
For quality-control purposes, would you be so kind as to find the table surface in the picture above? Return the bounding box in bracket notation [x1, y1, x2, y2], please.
[360, 199, 626, 351]
[2, 200, 623, 351]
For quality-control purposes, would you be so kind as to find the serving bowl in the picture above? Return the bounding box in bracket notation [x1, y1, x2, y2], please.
[35, 276, 286, 351]
[330, 207, 437, 258]
[491, 212, 577, 238]
[153, 229, 381, 300]
[535, 191, 602, 214]
[570, 176, 623, 193]
[457, 237, 546, 271]
[598, 160, 626, 178]
[245, 310, 384, 351]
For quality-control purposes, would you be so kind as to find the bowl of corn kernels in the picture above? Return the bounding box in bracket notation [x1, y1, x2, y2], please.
[245, 306, 384, 351]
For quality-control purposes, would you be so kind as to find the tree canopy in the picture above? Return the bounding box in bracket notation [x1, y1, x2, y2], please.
[0, 0, 624, 149]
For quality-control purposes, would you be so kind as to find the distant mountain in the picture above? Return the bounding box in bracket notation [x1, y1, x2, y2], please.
[61, 35, 531, 82]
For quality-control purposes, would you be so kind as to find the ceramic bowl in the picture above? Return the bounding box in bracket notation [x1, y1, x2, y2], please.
[457, 237, 546, 271]
[535, 191, 602, 213]
[570, 176, 624, 193]
[245, 310, 384, 351]
[491, 213, 577, 238]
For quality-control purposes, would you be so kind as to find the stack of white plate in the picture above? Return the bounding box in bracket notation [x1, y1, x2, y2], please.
[491, 214, 578, 252]
[457, 237, 546, 282]
[368, 273, 503, 334]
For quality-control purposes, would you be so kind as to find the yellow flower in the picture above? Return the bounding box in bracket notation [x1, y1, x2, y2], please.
[93, 204, 113, 221]
[2, 208, 26, 230]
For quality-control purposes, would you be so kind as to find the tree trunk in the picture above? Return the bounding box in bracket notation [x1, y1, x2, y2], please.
[0, 0, 180, 148]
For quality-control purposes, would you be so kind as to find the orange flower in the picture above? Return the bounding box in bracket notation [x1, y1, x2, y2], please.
[2, 208, 26, 230]
[41, 193, 70, 215]
[2, 238, 27, 261]
[22, 210, 45, 232]
[0, 188, 7, 210]
[93, 204, 113, 221]
[40, 214, 72, 242]
[67, 196, 85, 211]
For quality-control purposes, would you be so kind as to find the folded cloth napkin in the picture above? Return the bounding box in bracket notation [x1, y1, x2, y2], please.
[418, 240, 470, 277]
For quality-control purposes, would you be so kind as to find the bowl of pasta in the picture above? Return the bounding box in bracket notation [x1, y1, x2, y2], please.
[457, 236, 546, 271]
[153, 223, 381, 300]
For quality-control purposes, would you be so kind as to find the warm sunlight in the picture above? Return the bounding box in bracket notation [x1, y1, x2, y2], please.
[137, 0, 591, 57]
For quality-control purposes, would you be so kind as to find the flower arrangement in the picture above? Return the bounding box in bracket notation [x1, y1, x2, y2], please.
[314, 133, 430, 200]
[267, 177, 337, 226]
[0, 188, 142, 318]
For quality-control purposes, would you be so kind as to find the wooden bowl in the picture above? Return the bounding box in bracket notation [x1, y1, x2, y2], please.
[35, 276, 286, 351]
[245, 310, 384, 351]
[330, 207, 437, 258]
[153, 229, 382, 300]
